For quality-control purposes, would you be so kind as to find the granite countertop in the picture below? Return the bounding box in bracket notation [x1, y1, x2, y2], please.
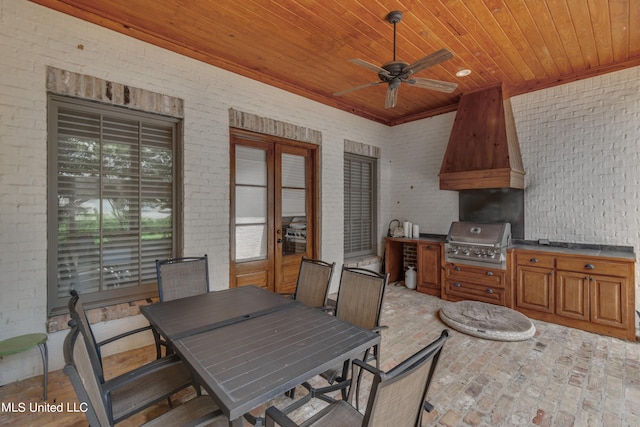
[386, 234, 636, 260]
[386, 233, 447, 243]
[512, 239, 636, 260]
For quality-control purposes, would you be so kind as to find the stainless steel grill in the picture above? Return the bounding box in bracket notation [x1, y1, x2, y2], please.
[445, 222, 512, 269]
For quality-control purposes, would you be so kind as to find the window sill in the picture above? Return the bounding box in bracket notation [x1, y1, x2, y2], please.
[47, 297, 159, 333]
[343, 255, 381, 269]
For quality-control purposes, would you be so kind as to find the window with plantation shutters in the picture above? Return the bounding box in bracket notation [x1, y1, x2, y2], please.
[344, 153, 377, 258]
[47, 95, 181, 315]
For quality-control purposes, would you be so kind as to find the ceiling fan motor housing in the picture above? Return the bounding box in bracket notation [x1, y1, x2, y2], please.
[379, 61, 409, 80]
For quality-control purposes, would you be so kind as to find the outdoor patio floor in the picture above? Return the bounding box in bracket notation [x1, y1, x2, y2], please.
[1, 284, 639, 426]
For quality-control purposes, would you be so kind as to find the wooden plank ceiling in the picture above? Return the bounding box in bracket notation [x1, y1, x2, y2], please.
[30, 0, 640, 126]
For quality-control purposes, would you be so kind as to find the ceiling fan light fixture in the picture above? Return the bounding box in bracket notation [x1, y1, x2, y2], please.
[456, 69, 472, 77]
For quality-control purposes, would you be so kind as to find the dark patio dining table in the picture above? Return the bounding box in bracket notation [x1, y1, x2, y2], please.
[141, 285, 381, 427]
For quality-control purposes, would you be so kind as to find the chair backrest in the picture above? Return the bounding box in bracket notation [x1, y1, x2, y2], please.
[335, 267, 388, 330]
[293, 257, 336, 308]
[63, 321, 114, 427]
[156, 255, 209, 302]
[68, 290, 108, 381]
[362, 330, 449, 427]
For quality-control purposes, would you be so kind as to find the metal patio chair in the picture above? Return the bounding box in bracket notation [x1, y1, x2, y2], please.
[156, 255, 210, 302]
[63, 318, 227, 427]
[266, 330, 450, 427]
[283, 266, 389, 410]
[67, 291, 197, 424]
[154, 255, 209, 356]
[287, 257, 335, 308]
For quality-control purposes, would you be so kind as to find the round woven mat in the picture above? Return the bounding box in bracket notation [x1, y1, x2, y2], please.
[439, 300, 535, 341]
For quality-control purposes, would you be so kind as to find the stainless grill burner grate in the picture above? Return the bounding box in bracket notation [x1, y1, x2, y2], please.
[445, 222, 511, 269]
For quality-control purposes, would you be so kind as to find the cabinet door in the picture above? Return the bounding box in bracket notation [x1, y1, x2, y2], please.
[516, 266, 554, 313]
[590, 274, 626, 329]
[556, 271, 589, 321]
[418, 244, 440, 295]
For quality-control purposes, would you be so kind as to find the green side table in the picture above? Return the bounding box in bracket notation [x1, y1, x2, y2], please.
[0, 333, 48, 400]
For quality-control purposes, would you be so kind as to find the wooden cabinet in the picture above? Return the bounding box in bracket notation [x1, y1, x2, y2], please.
[515, 250, 635, 340]
[515, 252, 555, 313]
[556, 257, 631, 333]
[417, 243, 441, 296]
[384, 237, 442, 295]
[443, 263, 509, 306]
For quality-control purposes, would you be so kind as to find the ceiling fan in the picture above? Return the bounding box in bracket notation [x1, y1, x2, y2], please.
[334, 11, 458, 109]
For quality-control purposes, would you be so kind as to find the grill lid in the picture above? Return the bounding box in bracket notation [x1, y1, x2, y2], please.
[446, 222, 511, 246]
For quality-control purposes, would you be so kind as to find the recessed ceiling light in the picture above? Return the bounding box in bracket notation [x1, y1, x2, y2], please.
[456, 69, 472, 77]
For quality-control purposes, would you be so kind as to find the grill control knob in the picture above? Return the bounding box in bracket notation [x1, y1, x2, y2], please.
[462, 248, 470, 255]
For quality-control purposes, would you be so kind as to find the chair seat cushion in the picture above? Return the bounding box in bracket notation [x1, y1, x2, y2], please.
[142, 395, 225, 427]
[109, 357, 194, 422]
[300, 400, 363, 427]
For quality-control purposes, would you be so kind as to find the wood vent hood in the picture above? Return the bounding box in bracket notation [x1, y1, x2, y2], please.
[439, 84, 525, 190]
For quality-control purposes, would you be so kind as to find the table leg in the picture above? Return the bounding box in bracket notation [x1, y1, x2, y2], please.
[37, 342, 48, 401]
[229, 417, 245, 427]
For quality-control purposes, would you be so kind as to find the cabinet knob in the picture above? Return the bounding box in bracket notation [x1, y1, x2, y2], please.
[486, 271, 494, 276]
[585, 264, 595, 270]
[530, 258, 539, 263]
[453, 282, 461, 287]
[485, 288, 494, 294]
[427, 245, 432, 249]
[454, 266, 461, 271]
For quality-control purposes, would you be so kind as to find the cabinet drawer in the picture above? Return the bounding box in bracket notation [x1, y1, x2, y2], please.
[445, 280, 505, 305]
[517, 252, 555, 268]
[445, 264, 506, 288]
[556, 258, 630, 277]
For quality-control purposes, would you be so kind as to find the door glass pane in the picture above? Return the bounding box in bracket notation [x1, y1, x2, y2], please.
[281, 153, 305, 187]
[236, 146, 267, 185]
[281, 153, 306, 256]
[235, 146, 267, 261]
[236, 225, 267, 260]
[236, 187, 267, 224]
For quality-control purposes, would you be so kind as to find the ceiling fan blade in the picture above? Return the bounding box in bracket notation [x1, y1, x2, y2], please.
[334, 81, 384, 96]
[408, 77, 458, 93]
[385, 84, 399, 109]
[348, 58, 392, 78]
[403, 48, 454, 76]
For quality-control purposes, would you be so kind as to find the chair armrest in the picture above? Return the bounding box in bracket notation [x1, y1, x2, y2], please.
[320, 305, 335, 315]
[102, 354, 185, 391]
[96, 325, 154, 349]
[352, 358, 383, 377]
[371, 325, 388, 334]
[265, 405, 300, 427]
[277, 292, 295, 300]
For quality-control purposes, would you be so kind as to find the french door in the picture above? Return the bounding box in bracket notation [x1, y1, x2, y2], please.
[230, 129, 317, 293]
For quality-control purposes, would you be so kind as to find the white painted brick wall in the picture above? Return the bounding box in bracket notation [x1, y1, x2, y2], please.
[381, 113, 459, 236]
